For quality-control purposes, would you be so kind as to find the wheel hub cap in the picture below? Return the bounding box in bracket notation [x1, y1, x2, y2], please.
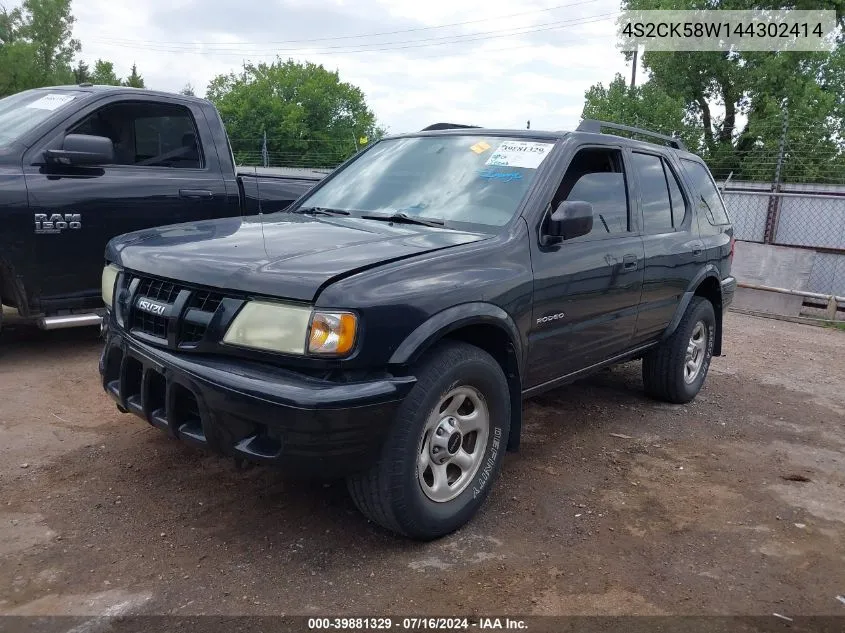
[430, 417, 460, 464]
[684, 321, 708, 384]
[418, 386, 490, 503]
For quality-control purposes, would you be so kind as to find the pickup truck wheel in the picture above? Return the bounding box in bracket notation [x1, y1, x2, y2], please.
[642, 296, 715, 404]
[347, 341, 510, 540]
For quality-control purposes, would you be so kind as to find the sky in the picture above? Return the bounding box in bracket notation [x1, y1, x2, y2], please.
[13, 0, 638, 134]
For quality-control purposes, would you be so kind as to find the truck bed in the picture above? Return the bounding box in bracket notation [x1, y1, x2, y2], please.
[236, 166, 329, 214]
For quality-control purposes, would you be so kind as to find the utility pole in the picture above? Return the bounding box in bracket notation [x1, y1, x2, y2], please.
[630, 48, 638, 88]
[764, 101, 789, 244]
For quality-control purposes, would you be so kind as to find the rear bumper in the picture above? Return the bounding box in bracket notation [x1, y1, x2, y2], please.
[99, 329, 415, 476]
[721, 276, 737, 310]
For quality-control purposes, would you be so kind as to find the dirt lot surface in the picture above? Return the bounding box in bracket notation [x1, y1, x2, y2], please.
[1, 313, 844, 621]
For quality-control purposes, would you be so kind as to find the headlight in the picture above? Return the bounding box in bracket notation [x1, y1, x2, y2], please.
[223, 301, 313, 354]
[101, 264, 121, 307]
[223, 301, 358, 357]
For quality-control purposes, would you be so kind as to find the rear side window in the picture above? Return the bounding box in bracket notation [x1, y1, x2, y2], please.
[632, 152, 673, 233]
[551, 147, 630, 237]
[681, 159, 730, 225]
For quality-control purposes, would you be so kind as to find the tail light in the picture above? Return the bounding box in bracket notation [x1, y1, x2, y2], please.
[729, 236, 735, 260]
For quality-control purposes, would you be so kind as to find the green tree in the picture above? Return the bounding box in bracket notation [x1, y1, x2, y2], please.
[207, 58, 384, 167]
[122, 62, 144, 88]
[179, 83, 195, 96]
[90, 59, 120, 86]
[72, 59, 90, 83]
[582, 73, 700, 151]
[0, 0, 78, 96]
[617, 0, 845, 183]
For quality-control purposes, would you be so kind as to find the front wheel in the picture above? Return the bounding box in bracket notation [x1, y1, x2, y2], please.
[347, 341, 510, 540]
[642, 296, 716, 404]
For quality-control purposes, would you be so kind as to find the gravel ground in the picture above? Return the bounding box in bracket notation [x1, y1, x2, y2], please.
[1, 313, 844, 620]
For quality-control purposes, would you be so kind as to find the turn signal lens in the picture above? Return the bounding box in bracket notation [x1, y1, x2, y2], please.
[308, 312, 357, 356]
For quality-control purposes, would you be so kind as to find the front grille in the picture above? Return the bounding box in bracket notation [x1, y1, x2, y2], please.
[136, 277, 180, 303]
[134, 306, 168, 339]
[125, 274, 227, 347]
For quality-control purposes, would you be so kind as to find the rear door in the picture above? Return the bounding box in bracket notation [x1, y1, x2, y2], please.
[630, 150, 703, 343]
[22, 95, 235, 310]
[679, 159, 734, 280]
[526, 145, 645, 388]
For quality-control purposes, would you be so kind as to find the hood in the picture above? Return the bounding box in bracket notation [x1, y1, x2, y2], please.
[106, 213, 489, 302]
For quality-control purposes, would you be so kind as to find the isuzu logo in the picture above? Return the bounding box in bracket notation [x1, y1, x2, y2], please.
[137, 298, 168, 316]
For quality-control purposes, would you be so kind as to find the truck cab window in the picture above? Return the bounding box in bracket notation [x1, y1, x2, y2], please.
[549, 147, 629, 236]
[69, 102, 203, 169]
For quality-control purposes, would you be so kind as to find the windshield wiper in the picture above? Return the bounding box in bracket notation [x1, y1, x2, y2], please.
[361, 211, 445, 227]
[290, 206, 350, 216]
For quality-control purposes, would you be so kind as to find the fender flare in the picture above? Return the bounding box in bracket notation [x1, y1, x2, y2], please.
[662, 265, 724, 352]
[389, 302, 524, 370]
[389, 302, 525, 451]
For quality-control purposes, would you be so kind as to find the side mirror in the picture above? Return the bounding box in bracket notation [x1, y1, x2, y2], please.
[546, 200, 593, 241]
[45, 134, 114, 166]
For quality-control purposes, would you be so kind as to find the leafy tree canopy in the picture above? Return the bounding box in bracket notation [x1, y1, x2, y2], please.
[583, 73, 699, 149]
[584, 0, 845, 183]
[0, 0, 78, 95]
[207, 59, 384, 167]
[1, 0, 146, 96]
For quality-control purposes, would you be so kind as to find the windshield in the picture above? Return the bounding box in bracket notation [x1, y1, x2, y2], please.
[298, 135, 556, 227]
[0, 90, 84, 148]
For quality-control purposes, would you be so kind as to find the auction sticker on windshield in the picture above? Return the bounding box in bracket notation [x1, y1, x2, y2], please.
[25, 94, 76, 111]
[486, 141, 553, 169]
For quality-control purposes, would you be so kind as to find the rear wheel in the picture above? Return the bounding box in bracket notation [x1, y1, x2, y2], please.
[347, 341, 510, 540]
[642, 296, 715, 404]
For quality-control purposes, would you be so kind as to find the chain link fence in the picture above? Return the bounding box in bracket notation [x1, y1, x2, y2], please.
[722, 183, 845, 320]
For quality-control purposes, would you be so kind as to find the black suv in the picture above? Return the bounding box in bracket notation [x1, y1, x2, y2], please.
[99, 120, 736, 540]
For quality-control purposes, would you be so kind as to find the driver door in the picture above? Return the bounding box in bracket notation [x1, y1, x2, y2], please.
[526, 146, 645, 388]
[22, 95, 229, 311]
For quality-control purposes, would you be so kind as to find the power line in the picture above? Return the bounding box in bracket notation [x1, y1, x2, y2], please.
[87, 0, 605, 46]
[83, 13, 617, 57]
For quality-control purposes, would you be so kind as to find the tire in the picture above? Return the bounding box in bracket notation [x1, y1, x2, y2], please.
[347, 341, 510, 540]
[642, 296, 716, 404]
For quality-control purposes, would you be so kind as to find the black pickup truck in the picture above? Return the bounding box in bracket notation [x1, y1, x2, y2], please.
[0, 85, 323, 333]
[99, 120, 736, 540]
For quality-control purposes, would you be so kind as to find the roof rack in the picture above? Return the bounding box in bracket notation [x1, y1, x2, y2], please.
[420, 123, 481, 131]
[576, 119, 687, 152]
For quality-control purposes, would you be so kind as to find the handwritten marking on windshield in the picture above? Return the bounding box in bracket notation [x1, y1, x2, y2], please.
[478, 169, 523, 183]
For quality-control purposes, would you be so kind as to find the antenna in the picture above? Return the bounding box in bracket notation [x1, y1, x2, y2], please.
[255, 166, 263, 215]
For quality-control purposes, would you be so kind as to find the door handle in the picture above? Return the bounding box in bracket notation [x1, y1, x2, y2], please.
[692, 242, 704, 256]
[179, 189, 214, 199]
[622, 254, 638, 270]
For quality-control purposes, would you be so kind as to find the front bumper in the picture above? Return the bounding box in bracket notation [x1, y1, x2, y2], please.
[99, 328, 416, 476]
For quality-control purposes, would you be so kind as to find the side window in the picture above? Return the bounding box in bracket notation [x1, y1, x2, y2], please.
[550, 147, 629, 237]
[69, 102, 203, 169]
[665, 160, 687, 227]
[632, 152, 672, 234]
[681, 159, 730, 225]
